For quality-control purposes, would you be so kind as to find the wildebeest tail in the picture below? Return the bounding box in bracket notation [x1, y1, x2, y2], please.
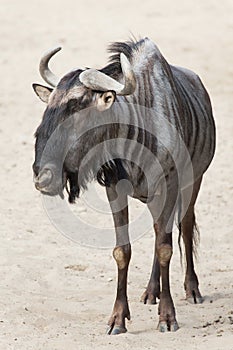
[177, 194, 200, 266]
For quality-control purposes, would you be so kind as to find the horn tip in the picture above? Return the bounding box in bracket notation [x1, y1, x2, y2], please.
[42, 46, 62, 58]
[50, 46, 62, 55]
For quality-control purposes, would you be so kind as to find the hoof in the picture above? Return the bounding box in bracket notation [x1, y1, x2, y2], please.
[186, 290, 204, 304]
[157, 320, 179, 332]
[184, 276, 203, 304]
[141, 289, 160, 305]
[170, 321, 179, 332]
[187, 296, 204, 304]
[141, 293, 157, 305]
[106, 325, 127, 335]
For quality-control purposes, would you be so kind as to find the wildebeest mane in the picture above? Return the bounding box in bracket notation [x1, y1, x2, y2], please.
[100, 38, 146, 79]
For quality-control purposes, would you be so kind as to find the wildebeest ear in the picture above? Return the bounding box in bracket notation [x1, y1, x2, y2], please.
[96, 91, 116, 112]
[32, 83, 53, 103]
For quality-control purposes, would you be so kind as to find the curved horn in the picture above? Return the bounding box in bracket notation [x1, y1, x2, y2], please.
[79, 53, 136, 96]
[39, 46, 61, 87]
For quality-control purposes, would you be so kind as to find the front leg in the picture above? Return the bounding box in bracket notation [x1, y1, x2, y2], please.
[106, 185, 131, 335]
[141, 249, 160, 304]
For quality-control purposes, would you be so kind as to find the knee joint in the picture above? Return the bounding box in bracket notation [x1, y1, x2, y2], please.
[113, 245, 131, 270]
[157, 244, 172, 267]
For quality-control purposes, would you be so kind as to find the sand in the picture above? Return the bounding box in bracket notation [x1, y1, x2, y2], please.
[0, 0, 232, 349]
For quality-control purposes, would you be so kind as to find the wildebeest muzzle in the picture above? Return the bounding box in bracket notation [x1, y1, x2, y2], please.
[33, 163, 64, 197]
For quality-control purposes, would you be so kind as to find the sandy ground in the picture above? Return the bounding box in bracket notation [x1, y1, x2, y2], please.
[0, 0, 233, 349]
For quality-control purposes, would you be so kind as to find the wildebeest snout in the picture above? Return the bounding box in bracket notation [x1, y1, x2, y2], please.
[34, 168, 53, 191]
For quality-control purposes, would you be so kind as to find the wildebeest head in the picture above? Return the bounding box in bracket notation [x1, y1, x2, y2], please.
[32, 46, 136, 201]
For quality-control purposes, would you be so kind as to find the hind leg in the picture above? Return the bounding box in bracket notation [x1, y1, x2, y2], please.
[145, 176, 179, 332]
[181, 177, 203, 304]
[141, 241, 160, 304]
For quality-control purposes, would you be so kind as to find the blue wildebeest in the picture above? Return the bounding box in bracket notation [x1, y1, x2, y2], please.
[32, 38, 215, 334]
